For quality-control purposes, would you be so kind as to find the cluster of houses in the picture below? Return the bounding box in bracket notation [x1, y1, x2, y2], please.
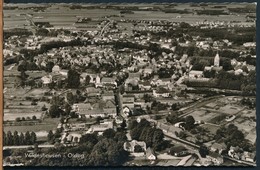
[228, 146, 256, 163]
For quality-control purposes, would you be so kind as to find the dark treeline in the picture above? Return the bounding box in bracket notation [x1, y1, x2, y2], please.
[185, 70, 256, 95]
[3, 131, 37, 146]
[4, 29, 33, 39]
[24, 129, 129, 166]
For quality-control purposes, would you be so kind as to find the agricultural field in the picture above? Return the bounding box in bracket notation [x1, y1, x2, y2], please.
[186, 109, 222, 123]
[4, 3, 255, 30]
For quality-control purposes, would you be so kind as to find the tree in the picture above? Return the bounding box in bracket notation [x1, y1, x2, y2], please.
[66, 92, 75, 105]
[152, 129, 165, 151]
[67, 69, 80, 88]
[85, 75, 91, 85]
[30, 132, 37, 144]
[34, 143, 39, 153]
[166, 112, 180, 124]
[103, 129, 116, 139]
[88, 138, 129, 166]
[41, 104, 48, 111]
[114, 132, 127, 142]
[180, 22, 191, 28]
[54, 128, 62, 139]
[241, 65, 249, 73]
[185, 115, 195, 130]
[143, 94, 153, 102]
[120, 119, 127, 129]
[138, 119, 151, 128]
[178, 131, 187, 139]
[48, 104, 62, 118]
[6, 131, 13, 146]
[220, 58, 233, 71]
[15, 117, 21, 122]
[47, 130, 55, 144]
[13, 131, 20, 145]
[134, 145, 143, 152]
[199, 145, 209, 158]
[36, 28, 49, 36]
[73, 136, 79, 143]
[80, 133, 98, 145]
[64, 103, 72, 115]
[130, 127, 142, 140]
[128, 120, 138, 130]
[19, 133, 25, 145]
[3, 132, 7, 145]
[171, 103, 178, 111]
[25, 131, 31, 145]
[32, 115, 37, 120]
[45, 61, 54, 72]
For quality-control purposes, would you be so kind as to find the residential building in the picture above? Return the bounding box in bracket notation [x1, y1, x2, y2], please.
[146, 147, 157, 160]
[206, 152, 224, 165]
[123, 140, 147, 153]
[210, 142, 227, 154]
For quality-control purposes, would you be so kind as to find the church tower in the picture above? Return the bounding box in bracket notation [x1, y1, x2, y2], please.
[214, 52, 220, 67]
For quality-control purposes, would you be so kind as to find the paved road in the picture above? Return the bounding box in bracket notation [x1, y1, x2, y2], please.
[99, 19, 112, 37]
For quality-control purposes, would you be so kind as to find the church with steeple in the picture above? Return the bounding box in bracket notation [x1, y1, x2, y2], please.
[214, 52, 220, 67]
[204, 52, 223, 72]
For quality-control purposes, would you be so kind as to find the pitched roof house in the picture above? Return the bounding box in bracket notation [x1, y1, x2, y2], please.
[146, 147, 157, 160]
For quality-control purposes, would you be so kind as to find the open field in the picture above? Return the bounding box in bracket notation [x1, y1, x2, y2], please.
[186, 109, 222, 122]
[4, 112, 43, 122]
[4, 124, 55, 133]
[200, 123, 219, 134]
[218, 105, 243, 115]
[4, 3, 255, 30]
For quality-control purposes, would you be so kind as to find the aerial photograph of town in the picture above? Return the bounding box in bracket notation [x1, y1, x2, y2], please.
[2, 1, 257, 167]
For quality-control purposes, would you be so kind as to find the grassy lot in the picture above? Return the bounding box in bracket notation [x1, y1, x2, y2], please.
[4, 112, 43, 122]
[4, 118, 60, 136]
[208, 113, 227, 124]
[4, 124, 56, 133]
[200, 123, 220, 135]
[186, 109, 221, 122]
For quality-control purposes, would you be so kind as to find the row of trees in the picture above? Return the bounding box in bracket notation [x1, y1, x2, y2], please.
[190, 56, 233, 71]
[4, 28, 33, 39]
[216, 70, 256, 93]
[186, 70, 256, 94]
[15, 115, 37, 122]
[3, 131, 37, 146]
